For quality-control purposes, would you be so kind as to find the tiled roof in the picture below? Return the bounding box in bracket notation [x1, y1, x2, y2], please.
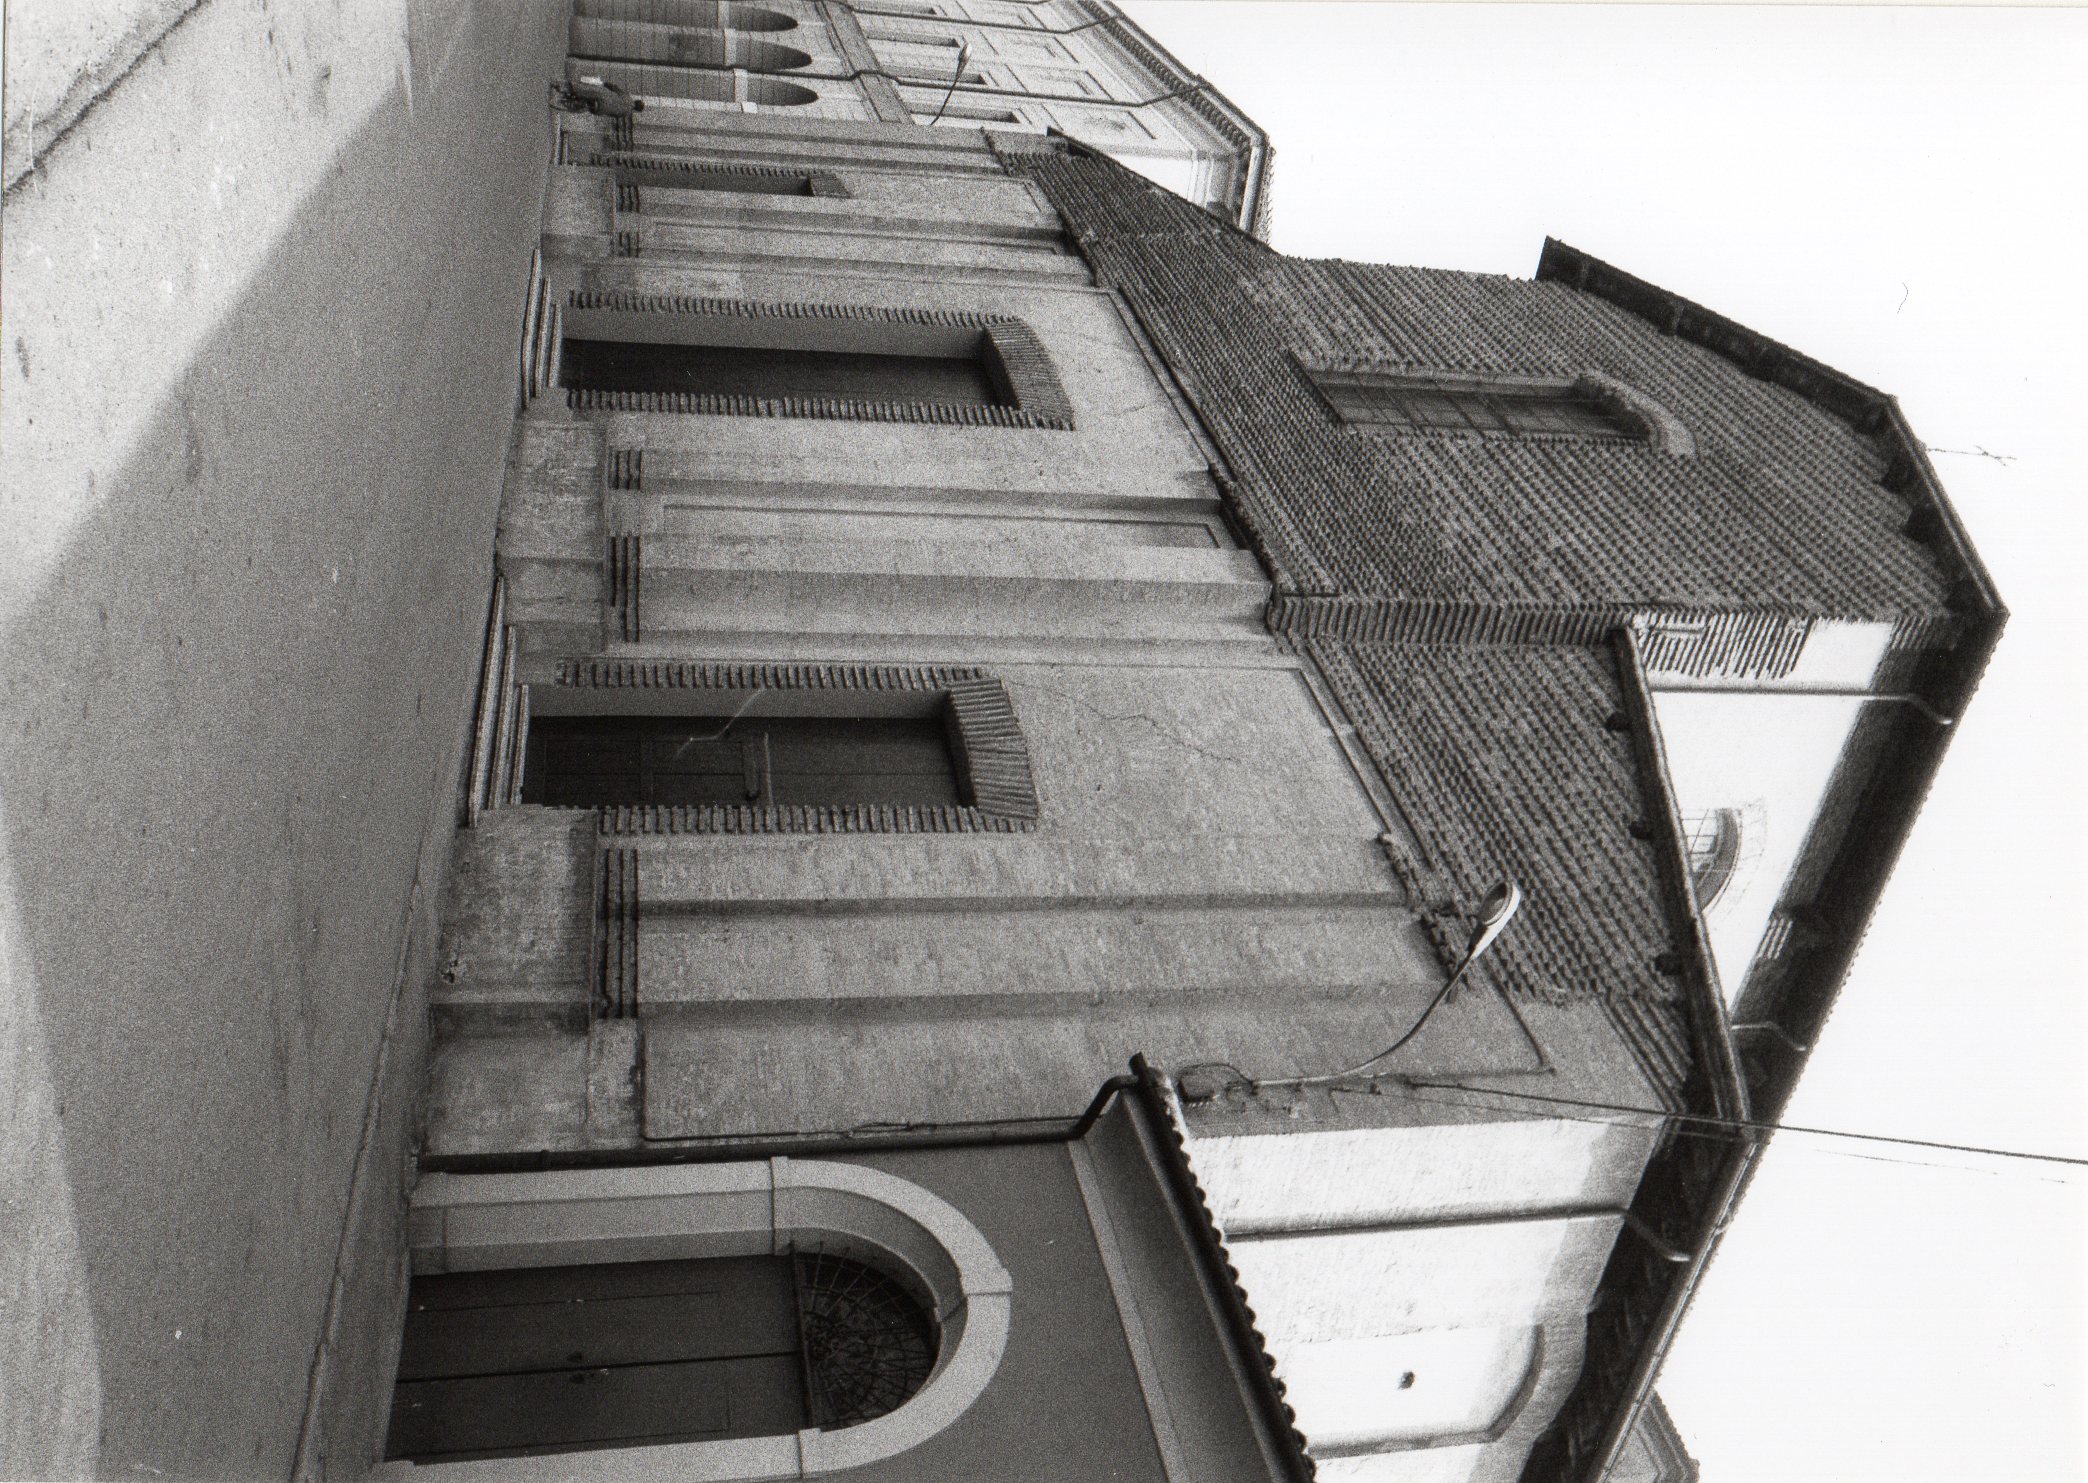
[1001, 146, 1957, 637]
[1311, 638, 1694, 1099]
[999, 139, 1989, 1483]
[1127, 1061, 1318, 1481]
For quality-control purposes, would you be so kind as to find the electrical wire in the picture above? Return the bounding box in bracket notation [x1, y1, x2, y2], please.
[664, 684, 768, 759]
[1362, 1084, 2082, 1183]
[1403, 1081, 2088, 1169]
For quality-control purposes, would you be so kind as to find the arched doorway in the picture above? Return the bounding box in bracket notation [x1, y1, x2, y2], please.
[379, 1158, 1010, 1479]
[386, 1250, 938, 1461]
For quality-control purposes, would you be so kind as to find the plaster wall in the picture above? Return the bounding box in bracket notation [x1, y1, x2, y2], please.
[851, 0, 1238, 174]
[425, 654, 1437, 1150]
[1648, 688, 1870, 994]
[552, 270, 1204, 474]
[1186, 1118, 1660, 1234]
[1229, 1213, 1623, 1344]
[823, 1142, 1176, 1483]
[500, 254, 1242, 647]
[1170, 1104, 1659, 1483]
[0, 1, 565, 1473]
[632, 169, 1062, 229]
[1075, 1100, 1299, 1482]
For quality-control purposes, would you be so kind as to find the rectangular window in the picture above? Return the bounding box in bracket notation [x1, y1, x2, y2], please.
[1313, 371, 1641, 440]
[554, 293, 1074, 429]
[559, 340, 1003, 408]
[915, 102, 1021, 124]
[521, 714, 964, 809]
[862, 28, 961, 46]
[617, 164, 817, 196]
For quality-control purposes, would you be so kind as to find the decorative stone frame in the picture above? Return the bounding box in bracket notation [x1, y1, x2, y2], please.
[1300, 362, 1695, 457]
[560, 292, 1076, 430]
[543, 658, 1043, 834]
[386, 1159, 1013, 1481]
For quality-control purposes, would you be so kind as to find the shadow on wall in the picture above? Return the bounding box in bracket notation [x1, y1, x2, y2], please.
[0, 16, 563, 1480]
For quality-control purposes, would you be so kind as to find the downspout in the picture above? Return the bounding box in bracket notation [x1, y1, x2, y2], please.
[1576, 1136, 1761, 1483]
[1561, 630, 1758, 1482]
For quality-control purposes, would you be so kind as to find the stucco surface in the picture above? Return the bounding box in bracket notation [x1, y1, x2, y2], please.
[0, 2, 563, 1473]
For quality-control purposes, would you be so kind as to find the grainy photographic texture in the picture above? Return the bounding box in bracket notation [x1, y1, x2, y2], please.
[3, 4, 2075, 1482]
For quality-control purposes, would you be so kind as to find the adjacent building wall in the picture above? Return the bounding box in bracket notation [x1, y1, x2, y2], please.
[0, 2, 567, 1476]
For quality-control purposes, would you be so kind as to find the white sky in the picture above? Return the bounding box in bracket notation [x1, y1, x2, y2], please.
[1116, 4, 2088, 1477]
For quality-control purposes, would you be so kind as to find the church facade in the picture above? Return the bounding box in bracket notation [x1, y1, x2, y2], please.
[158, 3, 2009, 1479]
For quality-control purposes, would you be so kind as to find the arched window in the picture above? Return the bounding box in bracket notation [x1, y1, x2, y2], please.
[1682, 807, 1744, 911]
[565, 58, 819, 107]
[570, 23, 814, 75]
[575, 0, 801, 32]
[795, 1253, 938, 1428]
[1302, 365, 1695, 456]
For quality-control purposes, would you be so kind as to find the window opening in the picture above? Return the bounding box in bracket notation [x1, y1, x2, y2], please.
[794, 1253, 939, 1429]
[568, 31, 815, 75]
[575, 0, 799, 32]
[894, 66, 989, 85]
[1314, 371, 1643, 440]
[1681, 807, 1744, 911]
[864, 28, 960, 46]
[521, 714, 965, 810]
[557, 293, 1074, 430]
[560, 339, 1003, 408]
[566, 57, 817, 106]
[916, 101, 1021, 124]
[617, 163, 817, 195]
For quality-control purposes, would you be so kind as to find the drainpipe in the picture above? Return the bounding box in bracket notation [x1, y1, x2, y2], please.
[1573, 1134, 1761, 1483]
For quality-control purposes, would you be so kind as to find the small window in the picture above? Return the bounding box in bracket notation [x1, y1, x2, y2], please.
[589, 152, 850, 199]
[893, 65, 989, 85]
[1682, 807, 1744, 911]
[522, 714, 963, 809]
[575, 0, 800, 33]
[863, 28, 961, 46]
[567, 57, 817, 106]
[514, 661, 1044, 835]
[796, 1251, 939, 1428]
[568, 20, 813, 74]
[1312, 370, 1644, 442]
[916, 102, 1021, 124]
[618, 163, 816, 195]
